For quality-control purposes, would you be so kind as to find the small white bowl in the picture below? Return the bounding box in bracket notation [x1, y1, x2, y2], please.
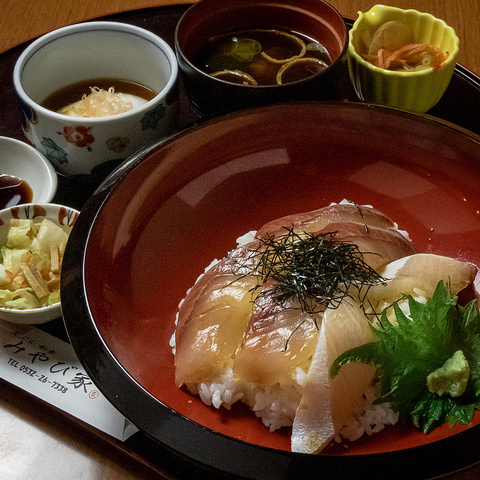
[0, 203, 79, 324]
[0, 136, 57, 205]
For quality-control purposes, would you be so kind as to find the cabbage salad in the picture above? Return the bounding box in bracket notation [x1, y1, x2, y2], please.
[0, 218, 70, 309]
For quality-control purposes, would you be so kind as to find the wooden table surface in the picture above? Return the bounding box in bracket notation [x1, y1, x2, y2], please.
[1, 1, 480, 479]
[1, 0, 480, 77]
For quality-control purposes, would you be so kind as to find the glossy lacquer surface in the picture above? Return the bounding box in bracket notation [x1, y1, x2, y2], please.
[63, 102, 480, 479]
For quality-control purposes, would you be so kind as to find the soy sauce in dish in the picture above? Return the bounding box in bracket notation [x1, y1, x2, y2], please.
[0, 174, 33, 209]
[42, 78, 157, 113]
[194, 29, 332, 86]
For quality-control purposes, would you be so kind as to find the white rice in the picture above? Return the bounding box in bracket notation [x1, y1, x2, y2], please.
[189, 366, 398, 440]
[334, 386, 399, 443]
[185, 365, 306, 431]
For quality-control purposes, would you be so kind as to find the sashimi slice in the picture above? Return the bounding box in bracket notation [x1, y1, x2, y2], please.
[291, 253, 476, 453]
[257, 203, 397, 238]
[233, 292, 321, 385]
[291, 323, 334, 452]
[174, 269, 258, 386]
[366, 253, 477, 303]
[315, 221, 417, 272]
[292, 299, 376, 453]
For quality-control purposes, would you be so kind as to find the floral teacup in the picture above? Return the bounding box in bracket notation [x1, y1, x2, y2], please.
[14, 22, 178, 176]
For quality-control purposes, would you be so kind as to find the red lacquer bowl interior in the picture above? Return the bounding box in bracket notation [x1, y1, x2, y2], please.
[67, 102, 480, 460]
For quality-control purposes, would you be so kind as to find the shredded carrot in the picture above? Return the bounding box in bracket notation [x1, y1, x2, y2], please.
[360, 20, 449, 72]
[367, 43, 448, 71]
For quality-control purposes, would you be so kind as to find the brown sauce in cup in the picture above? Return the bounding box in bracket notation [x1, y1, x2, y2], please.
[0, 174, 33, 209]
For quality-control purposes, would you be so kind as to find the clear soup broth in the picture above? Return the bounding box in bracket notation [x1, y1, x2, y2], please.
[194, 29, 332, 86]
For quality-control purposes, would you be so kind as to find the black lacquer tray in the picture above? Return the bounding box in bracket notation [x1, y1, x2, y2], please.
[1, 4, 480, 480]
[1, 5, 479, 204]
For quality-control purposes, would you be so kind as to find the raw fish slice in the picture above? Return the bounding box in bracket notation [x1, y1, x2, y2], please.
[315, 221, 417, 272]
[292, 299, 376, 453]
[175, 261, 258, 386]
[233, 289, 321, 385]
[175, 237, 265, 386]
[366, 253, 477, 303]
[291, 324, 334, 452]
[256, 203, 396, 238]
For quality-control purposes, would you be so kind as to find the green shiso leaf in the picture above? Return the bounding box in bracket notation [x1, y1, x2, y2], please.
[330, 280, 480, 433]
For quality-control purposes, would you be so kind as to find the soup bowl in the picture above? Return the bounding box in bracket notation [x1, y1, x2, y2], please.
[175, 0, 348, 117]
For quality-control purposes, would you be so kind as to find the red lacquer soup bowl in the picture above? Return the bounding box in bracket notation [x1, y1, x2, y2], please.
[61, 102, 480, 479]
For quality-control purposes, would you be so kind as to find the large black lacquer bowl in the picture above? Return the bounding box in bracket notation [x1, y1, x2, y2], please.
[62, 102, 480, 479]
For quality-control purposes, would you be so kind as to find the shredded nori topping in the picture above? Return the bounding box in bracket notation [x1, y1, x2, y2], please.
[236, 227, 385, 314]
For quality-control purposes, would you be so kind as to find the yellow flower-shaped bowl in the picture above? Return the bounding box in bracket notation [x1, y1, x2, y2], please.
[348, 4, 459, 113]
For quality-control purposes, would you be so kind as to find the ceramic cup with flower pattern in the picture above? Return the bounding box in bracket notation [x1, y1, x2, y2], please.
[13, 22, 178, 176]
